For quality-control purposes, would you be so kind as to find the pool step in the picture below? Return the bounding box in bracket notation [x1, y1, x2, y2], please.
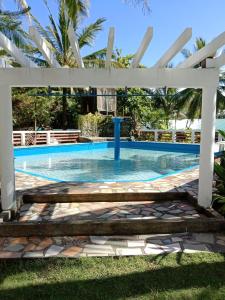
[0, 193, 224, 237]
[23, 192, 190, 203]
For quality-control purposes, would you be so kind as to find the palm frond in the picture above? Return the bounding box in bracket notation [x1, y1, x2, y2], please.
[78, 18, 105, 48]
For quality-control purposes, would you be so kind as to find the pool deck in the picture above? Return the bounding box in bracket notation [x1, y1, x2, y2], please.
[16, 167, 199, 197]
[1, 167, 225, 258]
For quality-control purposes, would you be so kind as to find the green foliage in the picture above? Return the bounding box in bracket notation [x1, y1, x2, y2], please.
[117, 88, 168, 134]
[12, 88, 54, 129]
[78, 113, 103, 137]
[213, 131, 225, 214]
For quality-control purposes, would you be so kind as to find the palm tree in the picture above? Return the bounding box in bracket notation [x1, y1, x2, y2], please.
[177, 38, 225, 123]
[28, 0, 106, 128]
[150, 88, 182, 129]
[0, 5, 33, 64]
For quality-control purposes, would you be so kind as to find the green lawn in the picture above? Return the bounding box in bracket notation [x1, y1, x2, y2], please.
[1, 253, 225, 299]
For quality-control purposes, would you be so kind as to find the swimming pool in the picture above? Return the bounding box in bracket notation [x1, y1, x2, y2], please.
[15, 142, 200, 182]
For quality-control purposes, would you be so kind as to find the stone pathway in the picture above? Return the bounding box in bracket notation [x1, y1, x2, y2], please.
[18, 200, 204, 223]
[1, 233, 225, 258]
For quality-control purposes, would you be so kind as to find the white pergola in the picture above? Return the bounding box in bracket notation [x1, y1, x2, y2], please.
[0, 26, 225, 213]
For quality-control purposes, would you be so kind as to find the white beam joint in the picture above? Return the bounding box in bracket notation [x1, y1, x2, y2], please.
[154, 28, 192, 68]
[206, 52, 225, 68]
[131, 27, 153, 68]
[29, 26, 60, 68]
[178, 31, 225, 68]
[105, 27, 115, 68]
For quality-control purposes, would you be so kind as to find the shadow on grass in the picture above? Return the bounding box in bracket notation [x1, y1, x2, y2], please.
[1, 256, 225, 299]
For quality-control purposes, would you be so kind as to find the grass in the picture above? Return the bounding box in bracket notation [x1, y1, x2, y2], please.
[1, 253, 225, 299]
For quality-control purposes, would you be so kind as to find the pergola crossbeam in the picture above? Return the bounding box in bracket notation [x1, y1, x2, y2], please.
[154, 28, 192, 68]
[0, 31, 37, 68]
[178, 31, 225, 68]
[68, 23, 84, 68]
[29, 26, 60, 68]
[206, 52, 225, 68]
[131, 27, 153, 68]
[105, 27, 115, 68]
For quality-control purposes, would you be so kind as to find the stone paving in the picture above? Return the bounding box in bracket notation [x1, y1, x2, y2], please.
[18, 200, 204, 223]
[16, 167, 199, 198]
[0, 167, 221, 258]
[1, 233, 225, 258]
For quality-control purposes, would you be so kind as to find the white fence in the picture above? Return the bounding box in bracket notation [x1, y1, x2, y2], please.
[138, 129, 222, 144]
[13, 130, 81, 146]
[12, 129, 223, 146]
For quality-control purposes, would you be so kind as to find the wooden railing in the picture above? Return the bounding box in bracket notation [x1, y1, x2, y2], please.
[138, 129, 222, 144]
[13, 130, 80, 146]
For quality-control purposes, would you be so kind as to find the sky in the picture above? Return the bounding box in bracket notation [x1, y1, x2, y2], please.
[3, 0, 225, 67]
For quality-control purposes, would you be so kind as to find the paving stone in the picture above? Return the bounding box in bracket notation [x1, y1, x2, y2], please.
[156, 207, 170, 212]
[216, 240, 225, 246]
[4, 244, 24, 252]
[217, 235, 225, 241]
[127, 240, 145, 247]
[0, 251, 22, 258]
[161, 243, 181, 253]
[193, 233, 215, 244]
[83, 244, 114, 255]
[36, 238, 53, 250]
[45, 245, 64, 257]
[171, 237, 183, 242]
[9, 237, 28, 245]
[169, 209, 183, 214]
[23, 251, 44, 258]
[62, 246, 82, 257]
[90, 236, 109, 245]
[144, 245, 164, 254]
[183, 243, 209, 253]
[116, 248, 143, 256]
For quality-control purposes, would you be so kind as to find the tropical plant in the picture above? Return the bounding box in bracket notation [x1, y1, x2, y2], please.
[178, 38, 225, 122]
[213, 130, 225, 214]
[150, 88, 182, 129]
[0, 4, 33, 64]
[25, 0, 106, 128]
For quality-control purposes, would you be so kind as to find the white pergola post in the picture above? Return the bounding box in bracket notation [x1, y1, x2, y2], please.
[0, 85, 15, 211]
[198, 86, 217, 207]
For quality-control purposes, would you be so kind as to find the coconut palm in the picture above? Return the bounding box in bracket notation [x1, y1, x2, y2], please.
[28, 0, 106, 128]
[150, 88, 182, 129]
[0, 5, 31, 60]
[177, 38, 225, 122]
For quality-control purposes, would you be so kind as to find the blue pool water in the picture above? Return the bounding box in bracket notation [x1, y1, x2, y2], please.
[15, 142, 200, 182]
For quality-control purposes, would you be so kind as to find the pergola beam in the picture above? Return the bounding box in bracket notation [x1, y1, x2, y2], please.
[178, 31, 225, 68]
[105, 27, 115, 68]
[0, 67, 219, 88]
[67, 23, 84, 68]
[206, 52, 225, 68]
[29, 26, 60, 68]
[154, 28, 192, 68]
[0, 31, 37, 68]
[131, 27, 153, 68]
